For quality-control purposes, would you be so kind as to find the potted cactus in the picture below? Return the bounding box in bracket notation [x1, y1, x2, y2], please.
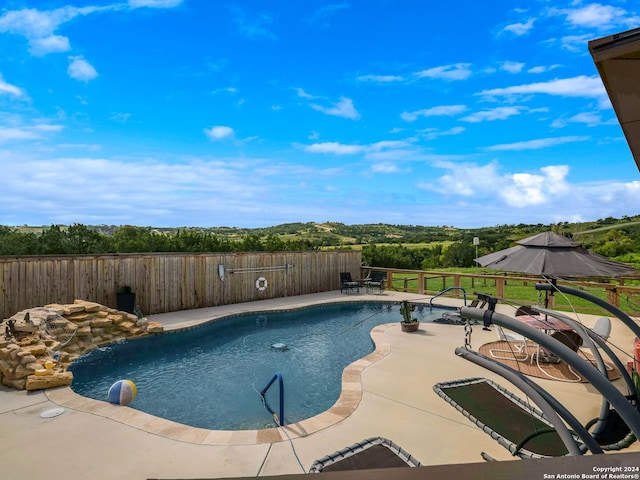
[400, 300, 420, 332]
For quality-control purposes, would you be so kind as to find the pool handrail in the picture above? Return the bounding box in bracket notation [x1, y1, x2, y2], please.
[260, 372, 285, 427]
[430, 287, 467, 308]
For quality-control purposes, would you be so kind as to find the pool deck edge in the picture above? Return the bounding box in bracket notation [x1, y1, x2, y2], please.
[44, 292, 409, 445]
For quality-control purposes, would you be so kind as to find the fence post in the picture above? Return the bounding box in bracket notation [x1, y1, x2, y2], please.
[496, 277, 505, 299]
[607, 286, 620, 308]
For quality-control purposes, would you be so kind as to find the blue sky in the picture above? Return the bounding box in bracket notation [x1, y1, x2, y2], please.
[1, 0, 640, 228]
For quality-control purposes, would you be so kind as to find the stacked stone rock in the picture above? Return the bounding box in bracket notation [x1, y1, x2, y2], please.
[0, 299, 163, 391]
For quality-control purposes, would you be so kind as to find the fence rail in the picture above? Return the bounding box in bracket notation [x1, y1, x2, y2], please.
[3, 254, 638, 320]
[360, 267, 640, 316]
[0, 251, 362, 319]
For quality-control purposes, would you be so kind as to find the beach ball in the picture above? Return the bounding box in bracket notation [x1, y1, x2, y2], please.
[108, 379, 137, 406]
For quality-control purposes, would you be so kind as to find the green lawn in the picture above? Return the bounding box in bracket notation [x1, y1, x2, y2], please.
[387, 270, 640, 317]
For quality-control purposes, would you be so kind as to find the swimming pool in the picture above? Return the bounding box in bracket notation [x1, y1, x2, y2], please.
[69, 302, 454, 430]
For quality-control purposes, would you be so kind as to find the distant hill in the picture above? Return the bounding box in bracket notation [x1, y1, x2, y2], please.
[5, 215, 640, 270]
[12, 214, 640, 249]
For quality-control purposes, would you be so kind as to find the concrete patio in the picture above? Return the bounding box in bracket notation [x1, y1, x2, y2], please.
[1, 290, 639, 479]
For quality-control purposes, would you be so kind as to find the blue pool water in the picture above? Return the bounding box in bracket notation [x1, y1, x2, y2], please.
[69, 302, 454, 430]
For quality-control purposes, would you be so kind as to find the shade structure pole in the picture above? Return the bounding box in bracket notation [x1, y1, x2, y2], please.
[531, 305, 637, 440]
[455, 347, 602, 455]
[460, 307, 640, 440]
[535, 283, 640, 339]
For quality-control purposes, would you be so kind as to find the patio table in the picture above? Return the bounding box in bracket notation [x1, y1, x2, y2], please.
[517, 314, 573, 334]
[516, 314, 580, 374]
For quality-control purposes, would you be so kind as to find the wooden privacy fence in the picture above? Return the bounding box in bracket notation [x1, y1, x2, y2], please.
[0, 251, 362, 319]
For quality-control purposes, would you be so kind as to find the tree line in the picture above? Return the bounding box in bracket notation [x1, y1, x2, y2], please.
[1, 221, 639, 270]
[0, 224, 316, 255]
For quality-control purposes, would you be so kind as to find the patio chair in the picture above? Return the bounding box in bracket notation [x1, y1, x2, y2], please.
[434, 377, 581, 458]
[489, 325, 530, 362]
[365, 271, 386, 294]
[467, 298, 487, 308]
[308, 436, 421, 472]
[534, 330, 584, 382]
[541, 330, 584, 357]
[515, 305, 540, 316]
[340, 272, 360, 294]
[592, 317, 612, 342]
[434, 376, 638, 459]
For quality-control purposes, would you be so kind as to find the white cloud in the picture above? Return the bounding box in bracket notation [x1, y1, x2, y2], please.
[414, 63, 472, 81]
[0, 127, 40, 142]
[501, 61, 525, 73]
[357, 74, 405, 83]
[204, 126, 235, 140]
[371, 163, 400, 173]
[423, 162, 572, 208]
[559, 34, 596, 53]
[485, 135, 590, 151]
[0, 124, 63, 143]
[461, 106, 523, 123]
[401, 105, 467, 122]
[68, 56, 98, 82]
[229, 5, 275, 40]
[419, 126, 465, 141]
[552, 111, 603, 128]
[109, 113, 132, 123]
[478, 75, 607, 101]
[0, 3, 182, 56]
[0, 75, 24, 96]
[0, 6, 106, 56]
[501, 165, 570, 207]
[30, 34, 70, 55]
[528, 64, 561, 74]
[209, 87, 237, 95]
[425, 171, 640, 227]
[553, 3, 630, 30]
[128, 0, 184, 7]
[0, 151, 377, 226]
[308, 4, 350, 23]
[421, 161, 501, 197]
[311, 97, 360, 120]
[297, 89, 360, 119]
[304, 142, 363, 155]
[295, 88, 314, 99]
[33, 124, 63, 133]
[303, 139, 422, 167]
[501, 18, 535, 36]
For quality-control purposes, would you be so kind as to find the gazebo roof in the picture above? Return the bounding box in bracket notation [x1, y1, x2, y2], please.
[589, 27, 640, 172]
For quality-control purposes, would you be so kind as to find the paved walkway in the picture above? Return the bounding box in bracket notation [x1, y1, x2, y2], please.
[1, 291, 639, 479]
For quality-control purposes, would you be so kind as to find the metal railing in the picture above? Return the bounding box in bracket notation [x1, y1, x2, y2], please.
[260, 372, 285, 426]
[429, 286, 467, 308]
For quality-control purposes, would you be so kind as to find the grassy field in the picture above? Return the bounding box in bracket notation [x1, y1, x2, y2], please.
[387, 269, 640, 318]
[322, 241, 455, 251]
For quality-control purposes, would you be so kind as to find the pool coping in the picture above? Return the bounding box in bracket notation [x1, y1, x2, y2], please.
[44, 298, 424, 445]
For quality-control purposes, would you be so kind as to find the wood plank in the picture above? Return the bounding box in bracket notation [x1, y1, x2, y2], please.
[0, 251, 363, 318]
